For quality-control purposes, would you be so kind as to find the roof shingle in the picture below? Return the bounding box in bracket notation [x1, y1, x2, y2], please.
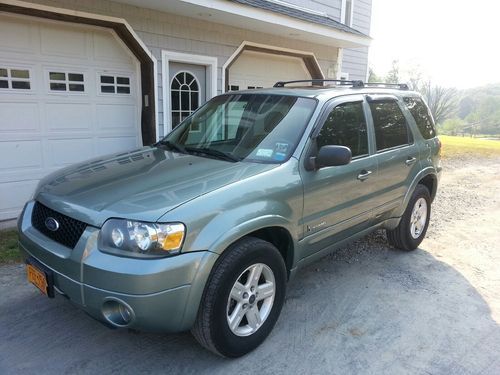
[228, 0, 367, 36]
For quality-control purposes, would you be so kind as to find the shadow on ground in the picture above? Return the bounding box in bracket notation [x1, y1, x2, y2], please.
[0, 232, 499, 374]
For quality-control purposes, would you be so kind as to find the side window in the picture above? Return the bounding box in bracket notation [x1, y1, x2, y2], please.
[369, 100, 411, 151]
[317, 101, 368, 158]
[403, 97, 436, 139]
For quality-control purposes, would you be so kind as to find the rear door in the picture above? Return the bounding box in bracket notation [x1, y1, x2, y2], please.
[299, 95, 378, 259]
[367, 95, 420, 221]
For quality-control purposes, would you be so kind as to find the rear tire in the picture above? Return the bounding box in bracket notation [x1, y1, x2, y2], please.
[387, 184, 431, 251]
[191, 237, 286, 357]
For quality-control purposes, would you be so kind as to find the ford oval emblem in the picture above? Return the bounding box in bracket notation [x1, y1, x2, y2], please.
[45, 217, 60, 232]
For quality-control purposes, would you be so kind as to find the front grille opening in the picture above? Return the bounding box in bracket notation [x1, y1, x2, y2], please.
[31, 202, 87, 249]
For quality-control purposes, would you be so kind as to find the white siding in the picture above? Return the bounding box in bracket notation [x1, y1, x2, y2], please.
[341, 0, 372, 81]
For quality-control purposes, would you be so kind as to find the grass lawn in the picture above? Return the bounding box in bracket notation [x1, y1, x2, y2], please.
[0, 229, 22, 264]
[440, 135, 500, 159]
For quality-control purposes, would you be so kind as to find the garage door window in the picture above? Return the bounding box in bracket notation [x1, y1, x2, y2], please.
[171, 71, 200, 129]
[49, 72, 84, 92]
[0, 67, 31, 90]
[99, 75, 131, 94]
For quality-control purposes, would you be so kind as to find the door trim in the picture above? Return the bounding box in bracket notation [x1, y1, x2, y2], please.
[161, 50, 217, 134]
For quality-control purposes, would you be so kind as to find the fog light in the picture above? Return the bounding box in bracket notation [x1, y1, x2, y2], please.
[102, 299, 135, 327]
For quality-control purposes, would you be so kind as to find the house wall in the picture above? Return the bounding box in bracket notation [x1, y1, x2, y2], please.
[23, 0, 341, 137]
[340, 0, 372, 81]
[288, 0, 372, 81]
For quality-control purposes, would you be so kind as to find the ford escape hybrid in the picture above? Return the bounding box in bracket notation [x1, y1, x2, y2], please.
[18, 80, 441, 357]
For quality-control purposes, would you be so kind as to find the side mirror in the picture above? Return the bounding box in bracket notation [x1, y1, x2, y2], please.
[315, 145, 352, 168]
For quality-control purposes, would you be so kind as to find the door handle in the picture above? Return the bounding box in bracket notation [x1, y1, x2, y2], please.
[357, 170, 372, 181]
[405, 157, 417, 166]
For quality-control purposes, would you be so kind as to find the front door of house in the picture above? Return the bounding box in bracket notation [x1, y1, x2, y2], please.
[169, 62, 206, 130]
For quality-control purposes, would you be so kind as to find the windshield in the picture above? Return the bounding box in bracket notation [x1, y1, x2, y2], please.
[161, 94, 317, 163]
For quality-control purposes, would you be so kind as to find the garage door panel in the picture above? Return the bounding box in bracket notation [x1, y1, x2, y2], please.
[40, 25, 88, 59]
[47, 138, 94, 167]
[97, 137, 138, 155]
[0, 102, 39, 132]
[93, 32, 133, 64]
[0, 140, 42, 170]
[46, 103, 93, 131]
[96, 104, 136, 130]
[0, 17, 34, 54]
[0, 180, 38, 220]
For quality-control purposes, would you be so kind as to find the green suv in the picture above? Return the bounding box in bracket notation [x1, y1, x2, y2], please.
[18, 80, 441, 357]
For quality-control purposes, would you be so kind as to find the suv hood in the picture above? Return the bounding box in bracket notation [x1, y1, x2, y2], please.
[35, 147, 276, 227]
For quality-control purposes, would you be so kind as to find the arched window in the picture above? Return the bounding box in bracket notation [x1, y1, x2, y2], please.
[171, 71, 200, 128]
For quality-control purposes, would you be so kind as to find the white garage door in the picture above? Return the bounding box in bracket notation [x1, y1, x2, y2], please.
[0, 14, 142, 221]
[228, 50, 312, 90]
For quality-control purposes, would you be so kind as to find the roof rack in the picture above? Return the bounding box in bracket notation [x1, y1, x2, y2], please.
[363, 82, 409, 90]
[273, 79, 365, 88]
[273, 79, 410, 90]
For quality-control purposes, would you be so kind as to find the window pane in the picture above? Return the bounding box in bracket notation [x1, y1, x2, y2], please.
[68, 73, 84, 82]
[0, 80, 9, 88]
[171, 90, 180, 110]
[370, 100, 410, 150]
[171, 77, 180, 90]
[50, 72, 65, 80]
[403, 97, 436, 139]
[117, 86, 130, 94]
[181, 91, 190, 111]
[191, 92, 199, 109]
[11, 69, 29, 79]
[69, 84, 84, 92]
[12, 81, 30, 89]
[0, 68, 8, 77]
[100, 75, 114, 84]
[230, 85, 239, 91]
[117, 77, 129, 85]
[101, 85, 115, 93]
[50, 82, 66, 91]
[172, 112, 181, 128]
[317, 102, 368, 157]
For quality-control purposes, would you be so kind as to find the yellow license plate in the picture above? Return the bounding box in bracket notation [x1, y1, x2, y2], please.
[27, 264, 48, 296]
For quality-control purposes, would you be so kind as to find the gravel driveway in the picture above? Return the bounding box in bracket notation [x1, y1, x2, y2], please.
[1, 157, 499, 374]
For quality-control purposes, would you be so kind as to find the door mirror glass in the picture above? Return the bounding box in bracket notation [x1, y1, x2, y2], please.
[316, 145, 352, 168]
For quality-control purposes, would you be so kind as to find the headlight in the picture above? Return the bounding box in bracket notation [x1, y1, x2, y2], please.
[98, 219, 185, 258]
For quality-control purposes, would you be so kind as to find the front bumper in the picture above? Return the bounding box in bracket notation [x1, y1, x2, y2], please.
[18, 201, 218, 332]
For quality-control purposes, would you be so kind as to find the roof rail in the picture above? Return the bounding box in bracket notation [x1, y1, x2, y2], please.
[273, 79, 365, 88]
[363, 82, 410, 90]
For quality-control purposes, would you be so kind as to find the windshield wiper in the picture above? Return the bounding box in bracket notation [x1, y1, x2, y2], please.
[185, 147, 241, 162]
[158, 140, 186, 154]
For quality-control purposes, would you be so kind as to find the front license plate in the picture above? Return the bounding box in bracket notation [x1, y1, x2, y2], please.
[27, 264, 49, 296]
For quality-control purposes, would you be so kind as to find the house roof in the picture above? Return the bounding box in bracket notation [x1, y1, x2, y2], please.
[228, 0, 367, 37]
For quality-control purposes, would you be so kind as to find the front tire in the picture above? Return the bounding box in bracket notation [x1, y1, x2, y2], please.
[387, 184, 431, 251]
[191, 237, 286, 357]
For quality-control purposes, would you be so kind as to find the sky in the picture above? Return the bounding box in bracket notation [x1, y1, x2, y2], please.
[368, 0, 500, 89]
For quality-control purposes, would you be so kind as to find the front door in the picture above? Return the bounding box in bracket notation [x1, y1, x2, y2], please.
[169, 62, 206, 130]
[299, 96, 378, 260]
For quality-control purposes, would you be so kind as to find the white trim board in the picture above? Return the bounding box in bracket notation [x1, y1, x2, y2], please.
[161, 50, 217, 135]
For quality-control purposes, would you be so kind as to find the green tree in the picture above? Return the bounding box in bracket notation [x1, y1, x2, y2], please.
[368, 67, 382, 83]
[385, 60, 400, 84]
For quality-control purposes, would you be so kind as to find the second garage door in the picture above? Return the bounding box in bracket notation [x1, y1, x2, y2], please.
[0, 14, 142, 220]
[228, 50, 312, 90]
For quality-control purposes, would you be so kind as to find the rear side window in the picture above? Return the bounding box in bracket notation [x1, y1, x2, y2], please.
[403, 97, 436, 139]
[369, 100, 411, 151]
[317, 101, 368, 158]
